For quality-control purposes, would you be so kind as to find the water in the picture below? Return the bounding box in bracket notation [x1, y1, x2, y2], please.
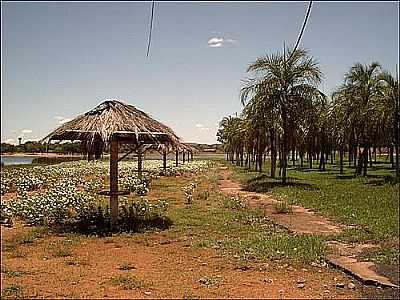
[1, 155, 36, 166]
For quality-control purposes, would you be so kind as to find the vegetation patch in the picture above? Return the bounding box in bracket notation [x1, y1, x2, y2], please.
[1, 284, 24, 299]
[111, 274, 149, 290]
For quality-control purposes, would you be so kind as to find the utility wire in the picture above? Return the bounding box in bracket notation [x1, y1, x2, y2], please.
[288, 1, 313, 61]
[146, 0, 155, 58]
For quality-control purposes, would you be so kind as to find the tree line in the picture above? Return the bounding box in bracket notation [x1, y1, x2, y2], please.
[1, 141, 82, 155]
[217, 47, 399, 182]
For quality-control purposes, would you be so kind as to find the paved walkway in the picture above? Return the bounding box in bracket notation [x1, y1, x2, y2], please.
[217, 166, 398, 289]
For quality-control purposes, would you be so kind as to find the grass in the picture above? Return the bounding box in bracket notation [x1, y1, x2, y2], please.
[1, 266, 29, 277]
[227, 159, 399, 264]
[198, 275, 221, 288]
[118, 262, 136, 271]
[111, 274, 148, 290]
[230, 160, 399, 240]
[222, 234, 326, 262]
[48, 237, 80, 258]
[164, 168, 326, 263]
[1, 284, 24, 298]
[273, 201, 293, 214]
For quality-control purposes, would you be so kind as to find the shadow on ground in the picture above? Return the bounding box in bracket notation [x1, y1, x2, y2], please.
[243, 175, 318, 193]
[52, 216, 173, 237]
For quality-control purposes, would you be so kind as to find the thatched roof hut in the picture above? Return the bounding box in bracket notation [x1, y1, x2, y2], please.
[43, 99, 193, 228]
[43, 100, 182, 153]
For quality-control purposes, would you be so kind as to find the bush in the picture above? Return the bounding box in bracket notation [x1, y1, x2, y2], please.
[273, 201, 293, 214]
[76, 197, 170, 233]
[224, 195, 248, 210]
[182, 180, 198, 204]
[2, 181, 95, 226]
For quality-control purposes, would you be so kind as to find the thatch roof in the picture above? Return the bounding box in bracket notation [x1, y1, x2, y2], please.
[43, 100, 183, 150]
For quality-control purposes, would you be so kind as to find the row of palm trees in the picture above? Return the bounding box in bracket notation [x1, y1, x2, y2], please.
[217, 47, 399, 183]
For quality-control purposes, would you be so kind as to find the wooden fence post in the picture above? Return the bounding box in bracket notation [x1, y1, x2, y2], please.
[163, 150, 167, 172]
[110, 138, 119, 229]
[138, 147, 143, 179]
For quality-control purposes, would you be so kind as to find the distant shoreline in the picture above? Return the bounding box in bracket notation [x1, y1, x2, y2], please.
[1, 152, 82, 157]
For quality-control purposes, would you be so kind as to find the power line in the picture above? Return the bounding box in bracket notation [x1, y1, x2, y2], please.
[288, 1, 313, 61]
[146, 0, 156, 58]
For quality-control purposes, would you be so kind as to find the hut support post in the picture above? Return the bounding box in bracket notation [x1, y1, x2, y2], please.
[183, 151, 186, 163]
[138, 147, 143, 179]
[191, 151, 193, 161]
[110, 139, 119, 229]
[175, 150, 178, 166]
[163, 150, 167, 172]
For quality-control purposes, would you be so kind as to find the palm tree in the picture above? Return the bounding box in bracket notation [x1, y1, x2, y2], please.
[241, 47, 324, 183]
[379, 70, 399, 177]
[338, 62, 382, 176]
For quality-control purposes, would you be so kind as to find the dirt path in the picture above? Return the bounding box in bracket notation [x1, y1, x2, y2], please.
[218, 166, 399, 290]
[218, 167, 344, 235]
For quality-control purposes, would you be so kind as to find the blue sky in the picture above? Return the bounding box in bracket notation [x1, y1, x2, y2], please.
[1, 1, 399, 144]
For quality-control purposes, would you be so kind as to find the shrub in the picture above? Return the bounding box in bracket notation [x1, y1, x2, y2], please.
[182, 180, 198, 204]
[75, 197, 170, 233]
[273, 201, 293, 214]
[2, 181, 95, 226]
[223, 195, 248, 210]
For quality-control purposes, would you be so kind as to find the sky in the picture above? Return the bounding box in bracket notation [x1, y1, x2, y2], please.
[1, 1, 399, 144]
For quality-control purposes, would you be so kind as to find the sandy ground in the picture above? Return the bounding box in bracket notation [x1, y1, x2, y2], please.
[1, 224, 364, 299]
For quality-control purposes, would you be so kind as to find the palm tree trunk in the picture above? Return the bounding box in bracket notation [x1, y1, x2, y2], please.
[339, 143, 344, 175]
[270, 129, 277, 178]
[390, 145, 394, 168]
[300, 152, 304, 168]
[363, 145, 368, 176]
[395, 97, 400, 178]
[369, 147, 373, 167]
[281, 108, 288, 183]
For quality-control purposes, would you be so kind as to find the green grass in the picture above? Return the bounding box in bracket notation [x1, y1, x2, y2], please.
[227, 159, 399, 264]
[163, 168, 326, 263]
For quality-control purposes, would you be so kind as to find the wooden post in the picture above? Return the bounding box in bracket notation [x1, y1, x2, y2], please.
[183, 151, 186, 163]
[175, 150, 178, 166]
[110, 138, 119, 229]
[191, 151, 193, 161]
[138, 147, 143, 179]
[163, 150, 167, 172]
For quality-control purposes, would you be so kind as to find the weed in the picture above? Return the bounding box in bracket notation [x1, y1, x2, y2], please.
[198, 276, 220, 288]
[273, 201, 293, 214]
[223, 195, 247, 210]
[118, 263, 136, 271]
[1, 266, 28, 277]
[111, 274, 148, 290]
[50, 245, 73, 258]
[9, 249, 27, 258]
[1, 284, 24, 298]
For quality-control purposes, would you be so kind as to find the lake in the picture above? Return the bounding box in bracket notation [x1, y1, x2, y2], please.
[1, 155, 36, 166]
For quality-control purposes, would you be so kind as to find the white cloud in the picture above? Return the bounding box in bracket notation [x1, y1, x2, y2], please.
[21, 129, 33, 134]
[207, 36, 237, 48]
[4, 138, 14, 144]
[208, 37, 224, 45]
[209, 42, 223, 48]
[195, 123, 210, 131]
[54, 115, 71, 124]
[59, 118, 71, 124]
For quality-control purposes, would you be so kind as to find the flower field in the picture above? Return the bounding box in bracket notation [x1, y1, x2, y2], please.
[0, 160, 211, 228]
